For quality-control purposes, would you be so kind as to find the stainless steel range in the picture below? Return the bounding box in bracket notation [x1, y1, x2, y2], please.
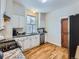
[0, 40, 25, 59]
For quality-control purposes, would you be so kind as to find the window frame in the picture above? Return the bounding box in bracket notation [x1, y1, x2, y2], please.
[26, 15, 37, 34]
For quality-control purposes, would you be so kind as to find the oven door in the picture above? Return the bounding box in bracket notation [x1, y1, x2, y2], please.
[3, 48, 25, 59]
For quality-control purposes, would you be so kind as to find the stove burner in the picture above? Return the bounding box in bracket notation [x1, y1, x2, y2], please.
[0, 40, 20, 52]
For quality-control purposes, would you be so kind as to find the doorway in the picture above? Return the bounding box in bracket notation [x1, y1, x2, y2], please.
[61, 18, 68, 48]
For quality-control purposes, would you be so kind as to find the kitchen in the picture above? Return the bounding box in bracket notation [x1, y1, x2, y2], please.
[0, 0, 47, 59]
[1, 0, 79, 59]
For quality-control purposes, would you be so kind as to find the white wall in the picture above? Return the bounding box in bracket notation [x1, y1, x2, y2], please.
[46, 2, 79, 46]
[37, 13, 47, 28]
[40, 13, 47, 28]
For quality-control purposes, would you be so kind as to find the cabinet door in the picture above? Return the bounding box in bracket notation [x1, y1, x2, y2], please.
[14, 37, 30, 51]
[11, 15, 19, 28]
[6, 0, 13, 15]
[0, 0, 6, 29]
[0, 18, 4, 30]
[1, 0, 6, 15]
[23, 37, 30, 50]
[31, 35, 40, 48]
[19, 16, 25, 28]
[35, 35, 40, 46]
[11, 15, 25, 28]
[30, 36, 36, 48]
[45, 34, 48, 42]
[14, 38, 24, 51]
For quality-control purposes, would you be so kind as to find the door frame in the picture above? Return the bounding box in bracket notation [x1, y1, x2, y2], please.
[61, 18, 68, 48]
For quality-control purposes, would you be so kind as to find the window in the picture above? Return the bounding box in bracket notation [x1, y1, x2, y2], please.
[26, 15, 37, 34]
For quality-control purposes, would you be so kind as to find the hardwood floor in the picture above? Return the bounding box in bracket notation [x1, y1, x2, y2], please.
[23, 43, 68, 59]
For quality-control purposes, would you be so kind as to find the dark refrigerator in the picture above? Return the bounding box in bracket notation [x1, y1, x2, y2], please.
[69, 14, 79, 59]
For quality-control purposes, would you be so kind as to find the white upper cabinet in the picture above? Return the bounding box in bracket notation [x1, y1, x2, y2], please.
[0, 18, 4, 30]
[0, 0, 14, 30]
[11, 15, 18, 28]
[5, 0, 14, 16]
[0, 0, 6, 15]
[11, 15, 25, 28]
[5, 0, 25, 16]
[13, 1, 25, 16]
[19, 16, 25, 28]
[0, 0, 7, 30]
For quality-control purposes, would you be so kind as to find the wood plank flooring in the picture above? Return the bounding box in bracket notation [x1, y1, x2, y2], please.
[23, 43, 68, 59]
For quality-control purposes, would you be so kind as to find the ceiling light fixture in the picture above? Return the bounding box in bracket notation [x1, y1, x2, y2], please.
[30, 8, 38, 13]
[42, 0, 47, 3]
[39, 0, 48, 3]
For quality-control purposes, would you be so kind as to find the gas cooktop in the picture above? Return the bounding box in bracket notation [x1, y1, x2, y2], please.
[0, 40, 20, 52]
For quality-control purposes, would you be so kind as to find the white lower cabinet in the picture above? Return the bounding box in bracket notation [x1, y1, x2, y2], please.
[14, 35, 40, 51]
[31, 35, 40, 48]
[14, 38, 24, 51]
[23, 37, 30, 50]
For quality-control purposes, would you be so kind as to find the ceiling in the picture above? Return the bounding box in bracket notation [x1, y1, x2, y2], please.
[15, 0, 79, 12]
